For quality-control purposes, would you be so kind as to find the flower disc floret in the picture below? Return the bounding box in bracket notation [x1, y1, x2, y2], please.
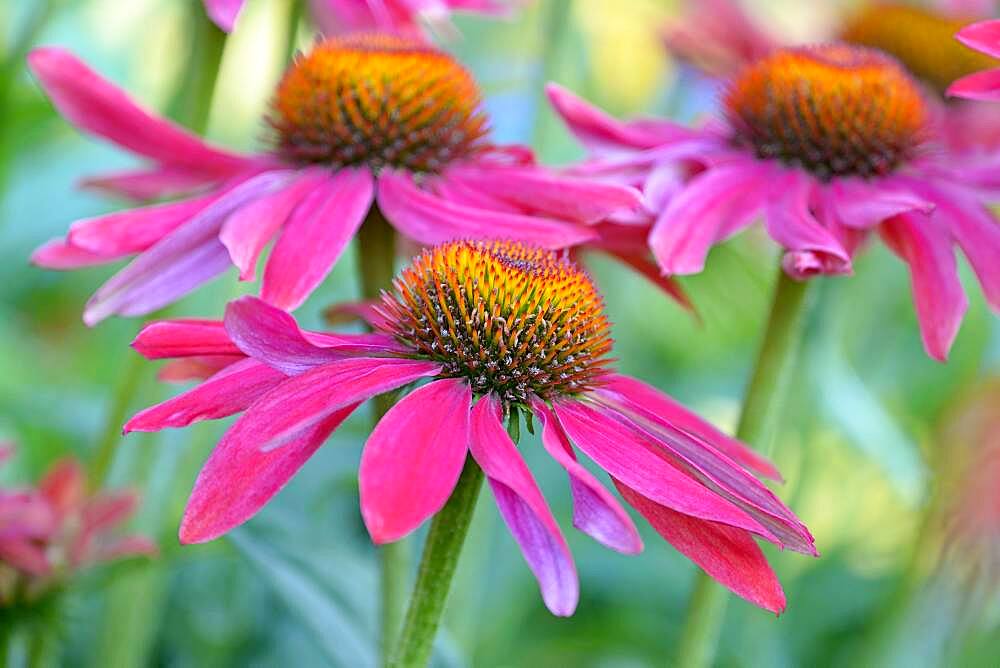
[270, 34, 489, 172]
[377, 240, 613, 404]
[724, 44, 930, 180]
[842, 4, 998, 95]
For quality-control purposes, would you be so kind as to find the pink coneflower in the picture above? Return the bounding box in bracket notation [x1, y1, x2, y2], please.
[28, 34, 644, 324]
[0, 450, 155, 606]
[204, 0, 518, 36]
[549, 43, 1000, 361]
[125, 239, 814, 615]
[948, 20, 1000, 101]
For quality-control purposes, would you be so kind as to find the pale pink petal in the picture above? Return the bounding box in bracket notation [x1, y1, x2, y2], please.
[132, 319, 239, 359]
[124, 359, 286, 432]
[532, 400, 642, 555]
[221, 169, 328, 281]
[0, 539, 51, 576]
[662, 0, 775, 76]
[94, 535, 158, 562]
[31, 238, 113, 269]
[596, 374, 782, 481]
[180, 404, 357, 543]
[377, 169, 596, 248]
[39, 459, 86, 517]
[954, 20, 1000, 59]
[616, 481, 786, 614]
[880, 212, 968, 362]
[649, 163, 770, 275]
[442, 165, 643, 224]
[360, 379, 472, 543]
[203, 0, 246, 32]
[764, 171, 850, 278]
[471, 395, 578, 616]
[80, 165, 226, 200]
[553, 399, 776, 541]
[27, 48, 251, 174]
[262, 168, 374, 311]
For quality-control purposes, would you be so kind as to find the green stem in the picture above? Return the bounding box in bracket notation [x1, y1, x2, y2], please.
[389, 458, 485, 668]
[356, 207, 405, 665]
[675, 266, 813, 668]
[89, 355, 147, 487]
[282, 0, 303, 65]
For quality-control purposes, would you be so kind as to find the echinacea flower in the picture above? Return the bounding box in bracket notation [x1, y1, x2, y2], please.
[0, 450, 155, 607]
[125, 239, 814, 615]
[948, 20, 1000, 101]
[28, 34, 644, 324]
[549, 42, 1000, 361]
[204, 0, 519, 36]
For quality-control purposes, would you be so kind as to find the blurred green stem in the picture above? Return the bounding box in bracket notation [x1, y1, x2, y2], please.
[390, 457, 485, 668]
[356, 207, 407, 666]
[282, 0, 303, 65]
[532, 0, 572, 157]
[675, 267, 813, 668]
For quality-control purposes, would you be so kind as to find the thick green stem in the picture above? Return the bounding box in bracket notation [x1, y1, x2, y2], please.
[356, 207, 405, 665]
[389, 458, 485, 668]
[675, 267, 813, 668]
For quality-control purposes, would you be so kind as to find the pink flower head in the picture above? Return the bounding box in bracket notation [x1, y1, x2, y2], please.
[126, 239, 814, 615]
[0, 450, 155, 607]
[204, 0, 520, 36]
[550, 43, 1000, 362]
[948, 20, 1000, 101]
[28, 34, 646, 325]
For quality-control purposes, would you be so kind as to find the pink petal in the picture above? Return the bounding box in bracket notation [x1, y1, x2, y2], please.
[0, 539, 52, 576]
[322, 300, 393, 330]
[826, 178, 935, 230]
[948, 69, 1000, 101]
[954, 19, 1000, 59]
[132, 319, 240, 359]
[360, 379, 472, 543]
[124, 359, 286, 432]
[595, 374, 782, 481]
[221, 168, 328, 281]
[262, 168, 374, 311]
[471, 395, 578, 616]
[880, 213, 968, 362]
[532, 400, 642, 554]
[597, 244, 695, 312]
[80, 165, 227, 200]
[649, 163, 770, 275]
[615, 481, 786, 614]
[27, 48, 251, 175]
[442, 164, 643, 224]
[553, 399, 776, 541]
[31, 238, 114, 269]
[203, 0, 246, 32]
[764, 171, 850, 278]
[67, 194, 219, 256]
[210, 357, 441, 453]
[39, 459, 86, 517]
[180, 403, 357, 543]
[376, 169, 598, 249]
[662, 0, 776, 76]
[157, 356, 243, 382]
[94, 535, 158, 562]
[546, 83, 693, 152]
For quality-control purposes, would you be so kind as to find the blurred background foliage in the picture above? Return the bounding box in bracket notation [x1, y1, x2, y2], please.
[0, 0, 998, 666]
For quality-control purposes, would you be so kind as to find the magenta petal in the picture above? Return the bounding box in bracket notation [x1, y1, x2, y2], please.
[595, 374, 782, 481]
[764, 171, 849, 276]
[215, 357, 441, 453]
[880, 213, 968, 362]
[31, 239, 113, 269]
[532, 400, 642, 555]
[132, 319, 239, 359]
[471, 395, 578, 616]
[615, 481, 786, 614]
[553, 399, 776, 541]
[224, 296, 351, 375]
[221, 169, 328, 281]
[360, 379, 471, 543]
[262, 168, 374, 311]
[948, 69, 1000, 101]
[27, 48, 250, 174]
[124, 359, 285, 432]
[376, 169, 598, 249]
[203, 0, 246, 31]
[955, 19, 1000, 58]
[826, 178, 934, 230]
[180, 403, 357, 544]
[157, 356, 244, 382]
[649, 163, 769, 275]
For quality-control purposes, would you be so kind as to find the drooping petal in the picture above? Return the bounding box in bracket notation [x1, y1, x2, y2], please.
[220, 168, 329, 281]
[376, 169, 597, 249]
[880, 212, 968, 362]
[764, 171, 850, 278]
[80, 165, 227, 200]
[553, 400, 776, 541]
[27, 48, 251, 174]
[124, 359, 286, 432]
[359, 379, 472, 543]
[210, 357, 441, 453]
[471, 394, 578, 616]
[826, 178, 935, 230]
[649, 162, 770, 275]
[262, 168, 374, 311]
[84, 171, 294, 325]
[203, 0, 246, 32]
[596, 245, 694, 312]
[616, 481, 786, 614]
[0, 539, 51, 576]
[442, 165, 644, 224]
[595, 374, 781, 481]
[180, 403, 357, 544]
[532, 400, 642, 554]
[131, 319, 239, 359]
